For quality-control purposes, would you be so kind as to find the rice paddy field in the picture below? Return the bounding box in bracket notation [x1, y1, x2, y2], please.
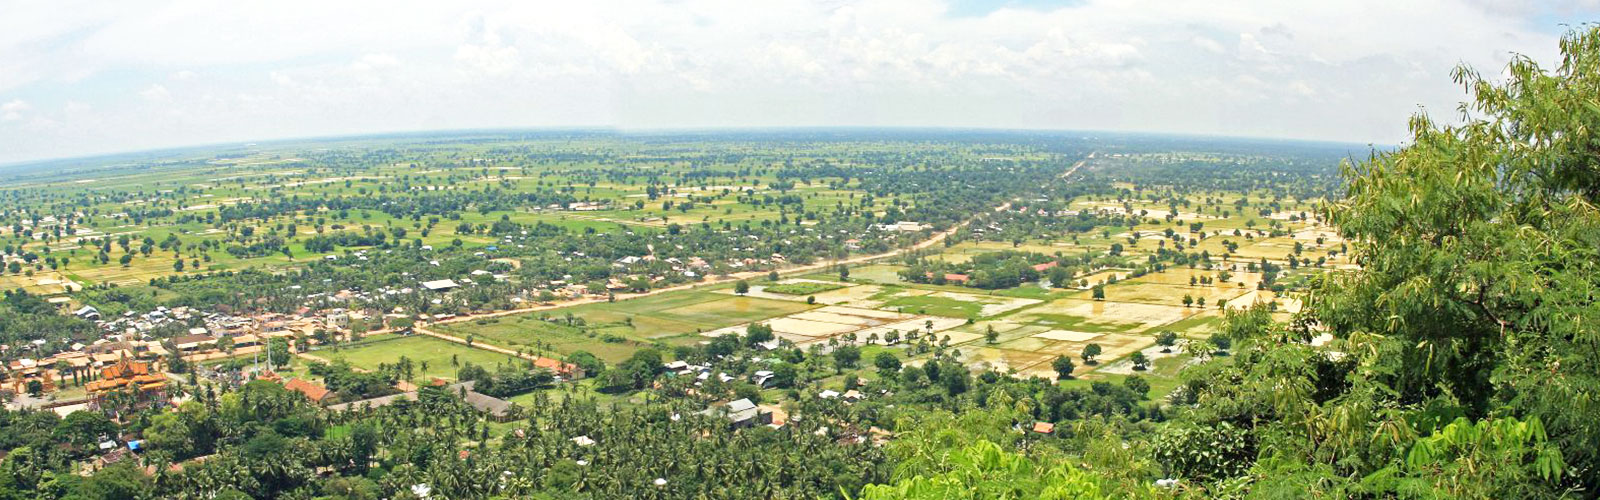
[411, 170, 1337, 400]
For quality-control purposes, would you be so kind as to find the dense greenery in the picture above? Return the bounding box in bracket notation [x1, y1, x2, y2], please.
[2, 27, 1598, 499]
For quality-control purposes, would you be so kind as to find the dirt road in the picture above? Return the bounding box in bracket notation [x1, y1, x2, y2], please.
[423, 154, 1089, 327]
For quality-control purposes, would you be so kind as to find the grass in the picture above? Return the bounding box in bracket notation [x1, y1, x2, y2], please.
[559, 290, 814, 339]
[1021, 313, 1146, 334]
[320, 335, 524, 381]
[881, 294, 982, 319]
[1156, 312, 1224, 337]
[434, 316, 644, 364]
[1061, 353, 1191, 399]
[847, 265, 909, 285]
[764, 282, 846, 295]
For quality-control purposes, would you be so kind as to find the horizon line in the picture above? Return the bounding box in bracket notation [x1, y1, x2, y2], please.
[0, 125, 1388, 172]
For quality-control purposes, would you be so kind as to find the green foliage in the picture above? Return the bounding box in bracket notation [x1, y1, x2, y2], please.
[1359, 416, 1568, 498]
[1315, 25, 1600, 488]
[859, 440, 1107, 500]
[1151, 420, 1253, 483]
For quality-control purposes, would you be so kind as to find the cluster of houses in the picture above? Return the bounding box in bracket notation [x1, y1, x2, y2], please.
[2, 303, 362, 404]
[542, 201, 609, 212]
[873, 221, 930, 232]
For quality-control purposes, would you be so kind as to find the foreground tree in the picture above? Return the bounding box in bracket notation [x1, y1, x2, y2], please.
[1152, 27, 1599, 497]
[1318, 26, 1600, 489]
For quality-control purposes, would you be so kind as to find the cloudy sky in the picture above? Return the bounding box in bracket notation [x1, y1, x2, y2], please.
[1, 0, 1595, 164]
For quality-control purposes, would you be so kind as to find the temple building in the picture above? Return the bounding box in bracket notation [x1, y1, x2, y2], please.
[86, 360, 168, 412]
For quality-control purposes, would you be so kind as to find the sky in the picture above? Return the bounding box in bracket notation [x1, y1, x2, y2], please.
[1, 0, 1597, 165]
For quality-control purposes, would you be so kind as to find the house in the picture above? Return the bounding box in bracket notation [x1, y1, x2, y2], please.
[283, 378, 333, 405]
[229, 334, 260, 349]
[171, 334, 216, 352]
[420, 279, 460, 291]
[451, 383, 517, 422]
[326, 391, 419, 412]
[331, 382, 517, 422]
[461, 391, 516, 421]
[943, 274, 969, 284]
[1031, 261, 1058, 272]
[532, 357, 585, 379]
[752, 370, 775, 387]
[74, 305, 100, 320]
[1032, 422, 1055, 434]
[700, 398, 772, 429]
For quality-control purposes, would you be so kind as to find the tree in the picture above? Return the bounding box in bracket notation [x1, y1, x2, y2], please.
[54, 411, 116, 451]
[1208, 335, 1230, 354]
[1182, 294, 1194, 307]
[565, 351, 605, 376]
[734, 280, 750, 295]
[984, 324, 998, 344]
[874, 352, 902, 374]
[1081, 343, 1102, 365]
[832, 345, 861, 371]
[770, 363, 798, 388]
[1156, 331, 1178, 353]
[744, 322, 774, 347]
[1091, 285, 1105, 300]
[1130, 351, 1149, 371]
[1051, 355, 1075, 381]
[838, 265, 850, 281]
[1124, 375, 1150, 397]
[267, 338, 291, 368]
[1292, 27, 1600, 488]
[768, 270, 780, 282]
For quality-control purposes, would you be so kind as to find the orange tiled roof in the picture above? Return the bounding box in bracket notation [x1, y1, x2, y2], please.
[89, 360, 165, 394]
[532, 357, 577, 374]
[101, 360, 150, 379]
[283, 378, 332, 402]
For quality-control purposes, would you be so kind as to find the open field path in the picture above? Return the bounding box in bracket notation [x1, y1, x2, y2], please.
[412, 326, 546, 364]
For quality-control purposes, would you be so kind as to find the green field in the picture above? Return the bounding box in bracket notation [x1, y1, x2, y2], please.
[557, 290, 816, 339]
[434, 316, 644, 364]
[319, 335, 524, 381]
[881, 294, 983, 318]
[764, 281, 846, 295]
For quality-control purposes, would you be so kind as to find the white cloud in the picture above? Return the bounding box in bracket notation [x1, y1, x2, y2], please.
[139, 84, 170, 102]
[1191, 36, 1225, 54]
[351, 53, 400, 72]
[454, 43, 520, 76]
[0, 0, 1592, 164]
[1, 99, 28, 121]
